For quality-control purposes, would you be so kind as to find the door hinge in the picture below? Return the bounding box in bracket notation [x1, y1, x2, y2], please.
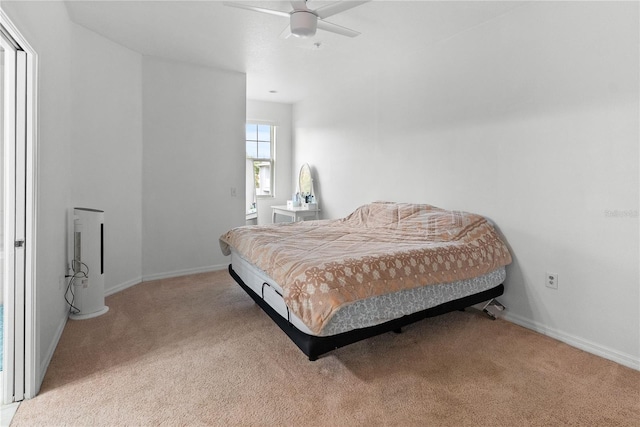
[14, 239, 25, 248]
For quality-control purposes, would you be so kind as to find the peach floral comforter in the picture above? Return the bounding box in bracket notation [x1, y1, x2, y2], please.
[220, 202, 512, 334]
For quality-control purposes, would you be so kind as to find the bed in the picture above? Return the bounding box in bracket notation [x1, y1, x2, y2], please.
[220, 202, 512, 360]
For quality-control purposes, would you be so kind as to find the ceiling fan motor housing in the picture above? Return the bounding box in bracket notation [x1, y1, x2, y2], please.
[290, 10, 317, 37]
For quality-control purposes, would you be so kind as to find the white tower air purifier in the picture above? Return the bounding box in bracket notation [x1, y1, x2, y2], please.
[68, 208, 109, 320]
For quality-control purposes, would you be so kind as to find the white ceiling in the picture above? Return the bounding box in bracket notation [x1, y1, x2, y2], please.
[64, 1, 525, 104]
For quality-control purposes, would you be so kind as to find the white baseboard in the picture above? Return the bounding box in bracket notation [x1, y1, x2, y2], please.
[141, 264, 228, 283]
[105, 276, 142, 297]
[502, 312, 640, 371]
[39, 313, 67, 388]
[104, 264, 228, 297]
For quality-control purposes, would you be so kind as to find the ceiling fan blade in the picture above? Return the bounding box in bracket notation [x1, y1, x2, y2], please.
[223, 1, 290, 18]
[314, 1, 370, 20]
[316, 19, 361, 37]
[290, 0, 309, 11]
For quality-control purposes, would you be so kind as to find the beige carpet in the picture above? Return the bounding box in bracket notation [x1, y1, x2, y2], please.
[12, 270, 640, 426]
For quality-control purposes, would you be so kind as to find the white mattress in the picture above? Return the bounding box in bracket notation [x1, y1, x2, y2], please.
[231, 250, 505, 337]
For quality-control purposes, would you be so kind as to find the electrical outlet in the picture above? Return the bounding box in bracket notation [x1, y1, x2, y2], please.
[546, 272, 558, 289]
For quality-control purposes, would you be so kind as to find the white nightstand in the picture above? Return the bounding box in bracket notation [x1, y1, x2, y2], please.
[271, 205, 320, 223]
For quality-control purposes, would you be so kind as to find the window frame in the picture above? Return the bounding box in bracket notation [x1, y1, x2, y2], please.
[245, 122, 276, 199]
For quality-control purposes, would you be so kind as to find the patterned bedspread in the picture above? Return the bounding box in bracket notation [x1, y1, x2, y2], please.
[220, 202, 512, 334]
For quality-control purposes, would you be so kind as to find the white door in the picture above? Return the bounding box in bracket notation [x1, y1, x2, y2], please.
[1, 26, 27, 404]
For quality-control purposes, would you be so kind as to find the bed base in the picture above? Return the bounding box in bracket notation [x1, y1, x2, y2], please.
[482, 298, 506, 320]
[228, 264, 504, 361]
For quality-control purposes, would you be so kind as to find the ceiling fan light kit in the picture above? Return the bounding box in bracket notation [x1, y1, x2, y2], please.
[290, 11, 318, 38]
[224, 0, 369, 39]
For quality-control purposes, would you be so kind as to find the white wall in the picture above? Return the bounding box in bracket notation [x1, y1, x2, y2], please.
[2, 0, 636, 397]
[293, 2, 639, 368]
[70, 25, 143, 295]
[142, 56, 246, 279]
[2, 0, 146, 389]
[247, 100, 293, 225]
[2, 1, 73, 389]
[3, 2, 248, 390]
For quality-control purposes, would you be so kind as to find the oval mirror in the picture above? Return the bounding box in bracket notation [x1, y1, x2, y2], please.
[299, 163, 314, 196]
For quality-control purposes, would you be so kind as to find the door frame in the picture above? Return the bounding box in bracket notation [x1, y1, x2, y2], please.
[0, 9, 38, 402]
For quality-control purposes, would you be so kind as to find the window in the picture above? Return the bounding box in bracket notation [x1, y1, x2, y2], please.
[246, 123, 275, 198]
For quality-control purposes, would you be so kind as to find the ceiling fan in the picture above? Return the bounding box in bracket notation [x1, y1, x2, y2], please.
[223, 1, 369, 38]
